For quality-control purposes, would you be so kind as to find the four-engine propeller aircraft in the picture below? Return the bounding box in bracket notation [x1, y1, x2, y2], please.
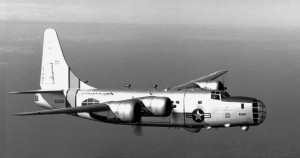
[11, 29, 266, 133]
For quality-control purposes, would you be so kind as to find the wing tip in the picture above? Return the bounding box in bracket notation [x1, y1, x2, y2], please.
[217, 70, 228, 73]
[213, 70, 228, 76]
[9, 92, 20, 94]
[13, 112, 37, 116]
[12, 113, 27, 116]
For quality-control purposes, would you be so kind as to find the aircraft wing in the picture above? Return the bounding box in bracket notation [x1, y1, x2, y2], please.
[10, 89, 63, 94]
[14, 103, 110, 116]
[171, 70, 228, 90]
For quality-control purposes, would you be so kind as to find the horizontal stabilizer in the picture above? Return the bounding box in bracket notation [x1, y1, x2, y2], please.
[14, 104, 110, 116]
[10, 89, 63, 94]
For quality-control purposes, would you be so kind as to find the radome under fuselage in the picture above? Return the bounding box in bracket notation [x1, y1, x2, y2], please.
[35, 88, 266, 129]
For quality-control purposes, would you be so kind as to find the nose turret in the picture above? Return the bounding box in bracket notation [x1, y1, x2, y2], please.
[252, 100, 266, 125]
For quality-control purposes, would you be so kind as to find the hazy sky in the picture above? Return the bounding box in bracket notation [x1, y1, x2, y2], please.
[1, 0, 300, 26]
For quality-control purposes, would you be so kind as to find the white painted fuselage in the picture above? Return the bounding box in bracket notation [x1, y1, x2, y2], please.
[35, 88, 266, 129]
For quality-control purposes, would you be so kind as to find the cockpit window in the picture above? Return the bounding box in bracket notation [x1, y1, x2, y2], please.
[211, 94, 220, 100]
[211, 91, 230, 100]
[221, 91, 230, 98]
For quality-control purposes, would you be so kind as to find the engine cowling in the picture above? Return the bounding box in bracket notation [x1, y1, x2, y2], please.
[197, 81, 225, 91]
[138, 96, 173, 117]
[106, 100, 141, 122]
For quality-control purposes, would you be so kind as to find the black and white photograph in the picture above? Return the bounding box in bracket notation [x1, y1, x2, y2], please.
[1, 0, 299, 157]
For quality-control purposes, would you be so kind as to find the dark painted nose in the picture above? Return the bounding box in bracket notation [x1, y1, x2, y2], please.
[252, 100, 266, 125]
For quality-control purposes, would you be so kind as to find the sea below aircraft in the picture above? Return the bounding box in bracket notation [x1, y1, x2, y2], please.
[11, 29, 266, 134]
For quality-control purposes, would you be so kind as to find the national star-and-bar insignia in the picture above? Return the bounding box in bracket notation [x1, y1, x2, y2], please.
[186, 109, 211, 123]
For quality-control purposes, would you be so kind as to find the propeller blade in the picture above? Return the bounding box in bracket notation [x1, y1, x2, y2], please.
[171, 110, 179, 122]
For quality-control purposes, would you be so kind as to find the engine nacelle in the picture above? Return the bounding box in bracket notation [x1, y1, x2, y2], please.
[106, 100, 141, 122]
[138, 96, 173, 117]
[197, 81, 225, 91]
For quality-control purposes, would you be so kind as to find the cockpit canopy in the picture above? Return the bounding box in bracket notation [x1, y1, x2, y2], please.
[211, 91, 230, 100]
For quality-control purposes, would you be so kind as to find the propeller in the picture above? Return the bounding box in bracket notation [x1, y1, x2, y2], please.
[133, 125, 143, 136]
[170, 109, 179, 123]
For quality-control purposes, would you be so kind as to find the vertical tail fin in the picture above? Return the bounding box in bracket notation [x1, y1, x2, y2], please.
[40, 28, 94, 91]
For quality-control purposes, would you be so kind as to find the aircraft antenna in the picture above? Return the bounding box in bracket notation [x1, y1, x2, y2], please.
[152, 84, 158, 90]
[125, 84, 131, 89]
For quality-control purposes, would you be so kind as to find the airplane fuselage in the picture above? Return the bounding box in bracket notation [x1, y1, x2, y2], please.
[35, 89, 266, 129]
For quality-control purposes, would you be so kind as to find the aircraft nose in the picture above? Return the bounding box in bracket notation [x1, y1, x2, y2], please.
[252, 100, 266, 125]
[259, 101, 266, 123]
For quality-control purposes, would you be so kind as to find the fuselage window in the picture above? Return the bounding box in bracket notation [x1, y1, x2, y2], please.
[241, 103, 244, 109]
[198, 101, 202, 104]
[176, 101, 179, 104]
[82, 98, 100, 106]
